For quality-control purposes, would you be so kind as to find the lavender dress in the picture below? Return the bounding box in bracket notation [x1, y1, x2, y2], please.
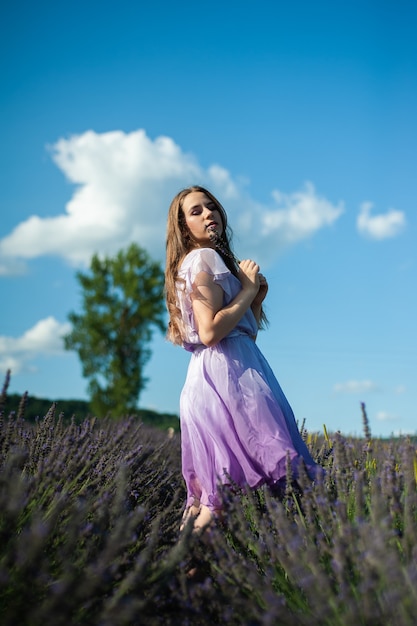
[177, 248, 316, 512]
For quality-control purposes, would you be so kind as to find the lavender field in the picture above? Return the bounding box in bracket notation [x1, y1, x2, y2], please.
[1, 382, 417, 625]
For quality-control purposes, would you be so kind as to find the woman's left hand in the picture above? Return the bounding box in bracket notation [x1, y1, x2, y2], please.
[252, 273, 268, 306]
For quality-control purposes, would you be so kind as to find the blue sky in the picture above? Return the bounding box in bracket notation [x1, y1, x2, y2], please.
[1, 0, 416, 437]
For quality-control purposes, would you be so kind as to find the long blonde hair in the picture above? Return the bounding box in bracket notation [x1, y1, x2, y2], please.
[165, 185, 266, 345]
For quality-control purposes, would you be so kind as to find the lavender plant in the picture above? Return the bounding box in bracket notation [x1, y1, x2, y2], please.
[1, 377, 417, 625]
[208, 226, 240, 266]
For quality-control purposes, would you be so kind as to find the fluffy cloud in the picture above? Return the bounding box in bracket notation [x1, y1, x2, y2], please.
[357, 202, 406, 240]
[0, 317, 71, 375]
[333, 380, 379, 394]
[375, 411, 400, 422]
[258, 182, 343, 249]
[0, 129, 344, 274]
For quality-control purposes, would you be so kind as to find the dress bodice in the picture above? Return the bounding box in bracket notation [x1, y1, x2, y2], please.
[176, 248, 258, 351]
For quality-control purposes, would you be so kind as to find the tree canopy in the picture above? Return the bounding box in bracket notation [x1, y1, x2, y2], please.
[65, 243, 166, 417]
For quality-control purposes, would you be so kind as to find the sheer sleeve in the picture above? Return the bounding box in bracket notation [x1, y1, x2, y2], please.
[177, 248, 256, 350]
[184, 248, 234, 301]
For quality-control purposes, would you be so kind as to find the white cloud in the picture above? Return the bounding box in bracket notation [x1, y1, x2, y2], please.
[0, 258, 27, 276]
[264, 182, 343, 242]
[375, 411, 399, 422]
[0, 129, 344, 274]
[333, 380, 379, 394]
[357, 202, 406, 240]
[0, 317, 71, 375]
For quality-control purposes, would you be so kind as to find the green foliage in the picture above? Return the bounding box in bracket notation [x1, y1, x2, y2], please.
[64, 244, 165, 417]
[3, 392, 180, 431]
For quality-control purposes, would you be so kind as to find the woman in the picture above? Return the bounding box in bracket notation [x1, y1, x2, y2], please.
[165, 185, 316, 531]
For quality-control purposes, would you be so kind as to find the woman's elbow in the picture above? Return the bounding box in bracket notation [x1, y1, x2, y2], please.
[199, 329, 220, 348]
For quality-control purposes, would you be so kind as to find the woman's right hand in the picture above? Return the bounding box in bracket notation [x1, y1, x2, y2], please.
[238, 259, 260, 295]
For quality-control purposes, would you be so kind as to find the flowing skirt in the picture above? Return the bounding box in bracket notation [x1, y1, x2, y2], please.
[180, 334, 316, 511]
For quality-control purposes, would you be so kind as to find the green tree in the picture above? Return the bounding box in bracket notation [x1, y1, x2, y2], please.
[64, 243, 166, 417]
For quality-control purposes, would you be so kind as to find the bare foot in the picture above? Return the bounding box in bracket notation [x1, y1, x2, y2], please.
[179, 502, 201, 532]
[192, 504, 213, 532]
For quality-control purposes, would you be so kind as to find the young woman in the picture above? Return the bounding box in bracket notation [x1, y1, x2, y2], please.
[165, 185, 317, 531]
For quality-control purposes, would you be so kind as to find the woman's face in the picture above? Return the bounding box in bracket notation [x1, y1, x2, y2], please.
[181, 191, 223, 247]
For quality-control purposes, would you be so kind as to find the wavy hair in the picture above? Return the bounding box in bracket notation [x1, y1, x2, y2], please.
[165, 185, 266, 345]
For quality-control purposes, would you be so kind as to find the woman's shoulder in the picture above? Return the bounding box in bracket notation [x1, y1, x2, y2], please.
[180, 247, 228, 276]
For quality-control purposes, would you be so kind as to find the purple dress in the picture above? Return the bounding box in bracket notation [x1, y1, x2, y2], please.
[177, 248, 316, 512]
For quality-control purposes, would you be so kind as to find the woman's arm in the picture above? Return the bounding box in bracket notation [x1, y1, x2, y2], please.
[191, 259, 260, 347]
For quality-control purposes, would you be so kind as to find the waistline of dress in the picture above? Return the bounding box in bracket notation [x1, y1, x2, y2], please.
[183, 329, 251, 353]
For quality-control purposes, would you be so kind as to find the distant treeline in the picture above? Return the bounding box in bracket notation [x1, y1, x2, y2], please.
[3, 393, 180, 432]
